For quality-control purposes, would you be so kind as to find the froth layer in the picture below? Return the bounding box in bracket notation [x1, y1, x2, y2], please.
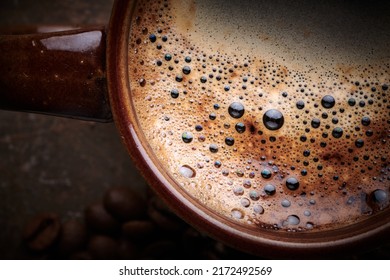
[127, 0, 390, 232]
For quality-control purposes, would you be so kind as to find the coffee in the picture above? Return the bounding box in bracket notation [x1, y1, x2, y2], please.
[23, 212, 61, 252]
[127, 0, 389, 232]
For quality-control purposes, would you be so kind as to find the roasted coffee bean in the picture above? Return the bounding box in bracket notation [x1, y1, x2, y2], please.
[122, 220, 155, 239]
[69, 251, 92, 260]
[148, 196, 184, 232]
[84, 202, 120, 234]
[198, 249, 220, 260]
[22, 212, 61, 252]
[180, 227, 209, 248]
[117, 238, 138, 260]
[103, 186, 147, 222]
[88, 235, 118, 260]
[140, 240, 181, 259]
[57, 219, 88, 256]
[178, 228, 212, 258]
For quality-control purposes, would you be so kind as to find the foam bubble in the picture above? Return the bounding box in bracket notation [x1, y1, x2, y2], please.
[179, 165, 196, 178]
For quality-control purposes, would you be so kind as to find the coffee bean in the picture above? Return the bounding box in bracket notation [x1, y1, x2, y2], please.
[198, 249, 220, 260]
[177, 227, 212, 259]
[84, 202, 120, 234]
[103, 186, 147, 222]
[88, 235, 118, 260]
[69, 251, 92, 260]
[140, 240, 181, 259]
[148, 196, 184, 232]
[57, 219, 88, 256]
[117, 238, 138, 260]
[122, 220, 155, 239]
[149, 195, 184, 217]
[180, 227, 206, 246]
[22, 212, 61, 252]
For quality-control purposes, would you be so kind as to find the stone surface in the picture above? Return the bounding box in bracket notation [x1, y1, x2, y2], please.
[0, 0, 148, 259]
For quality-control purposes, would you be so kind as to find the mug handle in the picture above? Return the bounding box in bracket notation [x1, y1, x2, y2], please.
[0, 26, 112, 122]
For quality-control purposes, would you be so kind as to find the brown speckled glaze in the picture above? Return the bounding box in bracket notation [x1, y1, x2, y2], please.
[0, 27, 111, 121]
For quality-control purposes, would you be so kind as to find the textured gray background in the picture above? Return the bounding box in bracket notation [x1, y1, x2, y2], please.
[0, 0, 150, 259]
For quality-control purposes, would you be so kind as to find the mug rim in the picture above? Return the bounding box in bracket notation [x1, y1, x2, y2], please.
[106, 0, 390, 258]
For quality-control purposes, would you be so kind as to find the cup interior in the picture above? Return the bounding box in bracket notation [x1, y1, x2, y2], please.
[108, 0, 390, 256]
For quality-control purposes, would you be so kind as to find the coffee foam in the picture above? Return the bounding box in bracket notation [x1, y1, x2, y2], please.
[128, 0, 389, 232]
[176, 0, 390, 71]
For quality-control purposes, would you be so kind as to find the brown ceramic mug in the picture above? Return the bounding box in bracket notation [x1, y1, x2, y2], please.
[1, 0, 389, 258]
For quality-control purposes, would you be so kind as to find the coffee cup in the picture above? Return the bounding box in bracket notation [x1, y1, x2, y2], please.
[1, 0, 389, 258]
